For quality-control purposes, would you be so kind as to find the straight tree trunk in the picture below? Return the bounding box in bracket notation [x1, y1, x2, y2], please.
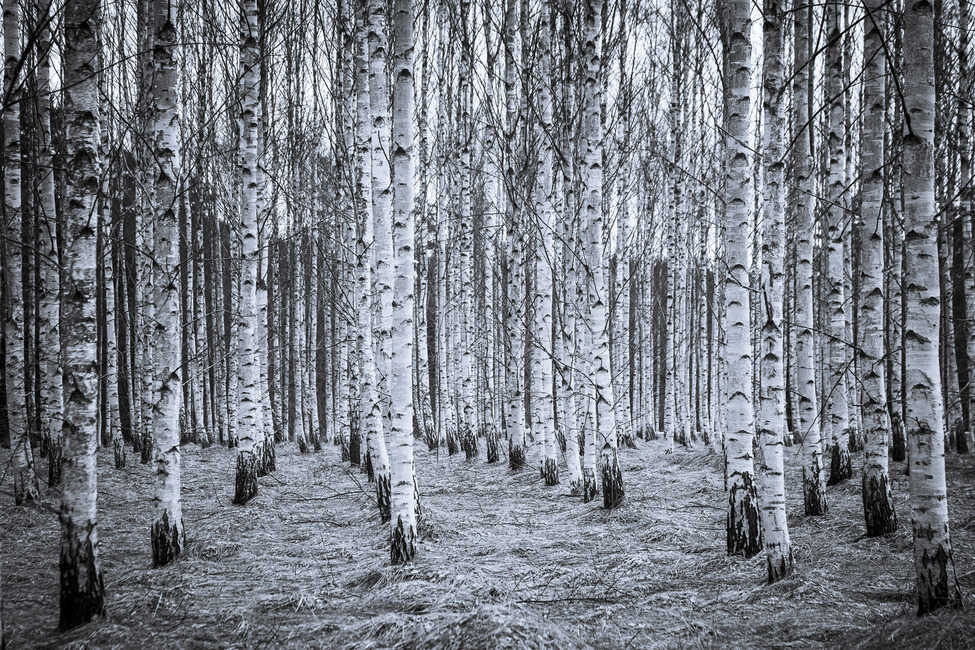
[233, 0, 266, 504]
[4, 0, 39, 503]
[389, 0, 419, 563]
[824, 0, 853, 483]
[60, 0, 107, 627]
[858, 0, 896, 537]
[149, 0, 185, 565]
[582, 0, 623, 509]
[901, 0, 964, 615]
[791, 0, 827, 517]
[36, 0, 66, 485]
[720, 0, 761, 557]
[758, 0, 794, 583]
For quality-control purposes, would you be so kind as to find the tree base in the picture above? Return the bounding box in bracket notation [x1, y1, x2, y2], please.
[349, 427, 361, 465]
[232, 451, 258, 505]
[59, 517, 106, 629]
[543, 457, 559, 486]
[915, 539, 964, 615]
[376, 471, 391, 523]
[446, 429, 459, 455]
[827, 442, 853, 485]
[151, 509, 185, 566]
[462, 426, 478, 460]
[365, 447, 375, 481]
[862, 472, 896, 537]
[766, 546, 795, 584]
[113, 439, 126, 469]
[390, 514, 416, 565]
[14, 466, 39, 505]
[486, 429, 499, 464]
[600, 448, 624, 509]
[582, 467, 597, 503]
[509, 440, 526, 470]
[727, 472, 761, 557]
[802, 466, 828, 516]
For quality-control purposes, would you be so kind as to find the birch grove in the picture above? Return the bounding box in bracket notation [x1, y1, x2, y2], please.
[3, 0, 975, 638]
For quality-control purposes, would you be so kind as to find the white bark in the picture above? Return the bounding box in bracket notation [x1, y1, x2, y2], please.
[389, 0, 418, 563]
[149, 0, 185, 565]
[60, 0, 106, 625]
[233, 0, 266, 504]
[902, 0, 963, 614]
[792, 1, 827, 517]
[757, 0, 794, 583]
[582, 0, 622, 509]
[36, 0, 65, 484]
[824, 0, 852, 482]
[721, 0, 761, 557]
[4, 0, 38, 502]
[858, 0, 895, 536]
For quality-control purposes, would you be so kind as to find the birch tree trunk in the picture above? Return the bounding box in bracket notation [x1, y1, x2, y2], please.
[60, 0, 107, 626]
[901, 0, 963, 615]
[533, 0, 558, 486]
[858, 0, 895, 537]
[362, 0, 392, 518]
[757, 0, 794, 582]
[389, 0, 418, 563]
[36, 0, 67, 485]
[233, 0, 266, 504]
[582, 0, 623, 509]
[148, 0, 185, 565]
[824, 0, 853, 484]
[791, 0, 827, 517]
[504, 0, 527, 470]
[4, 0, 39, 503]
[720, 0, 761, 557]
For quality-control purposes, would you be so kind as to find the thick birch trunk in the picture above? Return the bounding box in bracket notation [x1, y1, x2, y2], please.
[902, 0, 964, 615]
[757, 0, 794, 582]
[721, 0, 760, 557]
[149, 0, 185, 565]
[582, 0, 622, 509]
[60, 0, 107, 626]
[389, 0, 418, 563]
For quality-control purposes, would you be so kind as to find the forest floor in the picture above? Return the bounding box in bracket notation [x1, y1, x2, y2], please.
[2, 433, 974, 649]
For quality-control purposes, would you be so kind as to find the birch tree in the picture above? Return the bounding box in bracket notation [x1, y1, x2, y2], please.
[389, 0, 418, 563]
[824, 0, 853, 484]
[149, 0, 185, 564]
[858, 0, 895, 537]
[233, 0, 266, 504]
[364, 0, 393, 519]
[791, 0, 827, 517]
[721, 0, 760, 557]
[36, 0, 66, 486]
[534, 0, 558, 487]
[582, 0, 623, 509]
[4, 0, 39, 503]
[757, 0, 794, 582]
[60, 0, 106, 626]
[901, 0, 963, 615]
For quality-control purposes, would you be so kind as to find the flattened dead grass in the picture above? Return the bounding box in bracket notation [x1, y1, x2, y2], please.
[1, 435, 973, 649]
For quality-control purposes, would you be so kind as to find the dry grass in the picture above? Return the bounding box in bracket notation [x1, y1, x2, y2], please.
[1, 436, 973, 649]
